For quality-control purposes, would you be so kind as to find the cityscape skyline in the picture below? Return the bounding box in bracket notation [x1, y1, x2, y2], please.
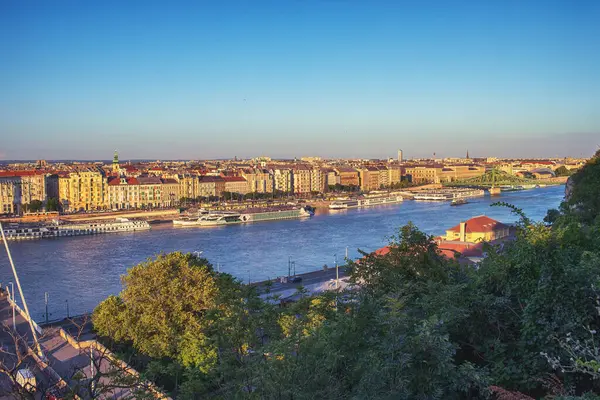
[2, 1, 599, 160]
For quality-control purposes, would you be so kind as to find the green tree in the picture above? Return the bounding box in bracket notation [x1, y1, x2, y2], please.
[555, 165, 573, 177]
[46, 197, 59, 212]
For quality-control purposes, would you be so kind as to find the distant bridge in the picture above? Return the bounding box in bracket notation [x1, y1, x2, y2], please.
[442, 169, 539, 188]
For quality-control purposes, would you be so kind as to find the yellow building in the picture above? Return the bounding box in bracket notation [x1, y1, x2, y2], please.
[439, 164, 486, 182]
[178, 174, 200, 200]
[0, 171, 48, 214]
[310, 168, 325, 193]
[58, 168, 106, 211]
[359, 167, 380, 191]
[242, 168, 273, 193]
[445, 215, 510, 243]
[0, 179, 18, 214]
[405, 165, 443, 184]
[388, 167, 401, 186]
[222, 176, 249, 194]
[292, 166, 311, 195]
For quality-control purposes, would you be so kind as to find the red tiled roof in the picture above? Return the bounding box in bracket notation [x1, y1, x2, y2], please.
[446, 215, 507, 234]
[107, 177, 139, 185]
[0, 170, 46, 177]
[373, 246, 391, 256]
[436, 241, 484, 258]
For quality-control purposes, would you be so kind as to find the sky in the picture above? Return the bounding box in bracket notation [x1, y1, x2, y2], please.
[1, 0, 599, 160]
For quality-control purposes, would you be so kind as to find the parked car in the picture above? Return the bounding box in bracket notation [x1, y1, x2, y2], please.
[289, 276, 302, 284]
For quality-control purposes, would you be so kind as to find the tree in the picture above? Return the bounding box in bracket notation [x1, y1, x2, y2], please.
[45, 198, 59, 212]
[28, 200, 43, 213]
[554, 166, 573, 177]
[94, 253, 221, 361]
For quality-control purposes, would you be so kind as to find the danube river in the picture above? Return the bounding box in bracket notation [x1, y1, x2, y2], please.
[0, 186, 565, 322]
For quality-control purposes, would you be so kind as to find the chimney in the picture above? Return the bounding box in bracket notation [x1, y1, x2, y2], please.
[459, 221, 466, 242]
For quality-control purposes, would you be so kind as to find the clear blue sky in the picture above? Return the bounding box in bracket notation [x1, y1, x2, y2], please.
[1, 0, 599, 160]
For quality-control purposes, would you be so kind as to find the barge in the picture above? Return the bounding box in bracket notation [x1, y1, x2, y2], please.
[1, 218, 150, 241]
[329, 195, 403, 210]
[173, 207, 314, 227]
[413, 189, 485, 202]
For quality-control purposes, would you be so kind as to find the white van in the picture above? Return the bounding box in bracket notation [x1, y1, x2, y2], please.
[15, 368, 36, 392]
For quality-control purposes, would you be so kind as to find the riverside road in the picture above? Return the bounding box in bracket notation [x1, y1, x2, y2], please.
[0, 186, 564, 321]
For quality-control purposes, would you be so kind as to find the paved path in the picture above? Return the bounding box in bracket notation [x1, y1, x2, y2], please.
[0, 293, 135, 398]
[0, 293, 60, 398]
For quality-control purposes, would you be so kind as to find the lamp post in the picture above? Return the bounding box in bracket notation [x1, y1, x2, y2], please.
[9, 282, 15, 330]
[334, 254, 339, 290]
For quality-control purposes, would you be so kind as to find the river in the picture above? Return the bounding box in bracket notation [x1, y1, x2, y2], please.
[0, 186, 565, 322]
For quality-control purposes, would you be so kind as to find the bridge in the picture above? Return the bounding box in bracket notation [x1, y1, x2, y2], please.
[442, 169, 539, 188]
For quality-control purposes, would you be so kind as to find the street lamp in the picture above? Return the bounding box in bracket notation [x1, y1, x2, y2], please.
[9, 282, 15, 330]
[334, 254, 339, 290]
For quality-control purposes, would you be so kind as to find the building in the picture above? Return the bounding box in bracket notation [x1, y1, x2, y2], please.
[161, 178, 180, 207]
[0, 179, 18, 214]
[310, 168, 325, 193]
[322, 168, 339, 190]
[388, 167, 402, 186]
[136, 176, 163, 209]
[405, 164, 443, 184]
[198, 176, 225, 198]
[107, 177, 140, 210]
[222, 176, 249, 195]
[241, 168, 273, 193]
[376, 166, 389, 189]
[444, 216, 510, 243]
[178, 174, 200, 200]
[112, 150, 121, 174]
[292, 166, 312, 195]
[58, 167, 106, 211]
[439, 164, 486, 182]
[358, 167, 380, 191]
[334, 167, 360, 187]
[0, 171, 48, 214]
[272, 168, 293, 193]
[397, 149, 403, 162]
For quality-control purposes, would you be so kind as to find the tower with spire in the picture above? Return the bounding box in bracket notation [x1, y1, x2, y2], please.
[112, 150, 120, 174]
[466, 149, 470, 159]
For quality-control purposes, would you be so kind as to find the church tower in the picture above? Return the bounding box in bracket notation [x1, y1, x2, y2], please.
[112, 150, 120, 174]
[466, 149, 470, 159]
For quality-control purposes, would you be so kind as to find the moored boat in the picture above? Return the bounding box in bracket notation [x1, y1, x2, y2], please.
[173, 207, 314, 227]
[450, 198, 468, 206]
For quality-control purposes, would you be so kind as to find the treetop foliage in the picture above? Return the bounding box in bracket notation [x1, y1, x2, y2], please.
[92, 156, 600, 399]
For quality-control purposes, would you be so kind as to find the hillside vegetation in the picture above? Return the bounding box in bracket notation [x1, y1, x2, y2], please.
[93, 151, 600, 399]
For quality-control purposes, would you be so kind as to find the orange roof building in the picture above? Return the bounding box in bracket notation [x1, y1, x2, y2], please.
[445, 215, 510, 243]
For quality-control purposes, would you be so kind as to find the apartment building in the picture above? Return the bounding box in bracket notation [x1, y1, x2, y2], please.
[242, 168, 273, 193]
[292, 166, 312, 195]
[0, 179, 18, 214]
[439, 165, 486, 182]
[334, 167, 359, 187]
[272, 168, 293, 193]
[310, 168, 325, 193]
[358, 167, 380, 191]
[0, 171, 48, 214]
[161, 178, 180, 207]
[107, 177, 140, 209]
[198, 176, 226, 198]
[222, 176, 249, 194]
[405, 165, 443, 184]
[58, 167, 106, 211]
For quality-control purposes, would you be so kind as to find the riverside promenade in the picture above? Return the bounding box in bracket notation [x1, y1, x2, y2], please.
[0, 288, 156, 399]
